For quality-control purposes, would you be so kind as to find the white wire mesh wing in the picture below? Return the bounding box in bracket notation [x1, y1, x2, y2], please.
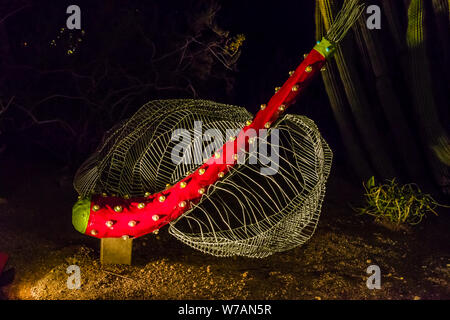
[74, 99, 252, 198]
[169, 114, 332, 258]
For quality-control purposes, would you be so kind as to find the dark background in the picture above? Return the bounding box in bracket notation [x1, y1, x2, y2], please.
[0, 0, 339, 175]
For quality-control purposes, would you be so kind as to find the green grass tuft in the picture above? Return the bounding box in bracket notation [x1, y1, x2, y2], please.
[353, 176, 448, 226]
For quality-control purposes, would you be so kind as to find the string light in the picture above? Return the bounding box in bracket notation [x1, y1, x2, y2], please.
[137, 203, 145, 209]
[128, 221, 137, 227]
[105, 221, 114, 228]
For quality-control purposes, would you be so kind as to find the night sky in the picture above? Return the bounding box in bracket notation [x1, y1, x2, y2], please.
[1, 0, 339, 169]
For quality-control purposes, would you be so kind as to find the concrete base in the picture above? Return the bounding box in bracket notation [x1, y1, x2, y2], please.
[100, 238, 133, 265]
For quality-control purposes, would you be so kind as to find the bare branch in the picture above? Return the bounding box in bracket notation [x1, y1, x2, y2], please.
[0, 96, 14, 116]
[0, 3, 30, 26]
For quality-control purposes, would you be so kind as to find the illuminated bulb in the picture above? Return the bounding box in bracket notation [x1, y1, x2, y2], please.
[153, 229, 159, 235]
[305, 65, 313, 73]
[198, 188, 205, 195]
[158, 195, 166, 202]
[122, 235, 129, 240]
[102, 193, 107, 197]
[264, 122, 272, 129]
[124, 194, 130, 199]
[214, 151, 221, 159]
[144, 192, 151, 197]
[229, 136, 236, 141]
[77, 195, 82, 200]
[233, 154, 239, 161]
[245, 120, 252, 126]
[180, 181, 187, 188]
[92, 204, 100, 211]
[90, 229, 98, 236]
[260, 104, 267, 110]
[198, 168, 206, 175]
[137, 203, 145, 209]
[179, 201, 187, 208]
[278, 104, 286, 112]
[248, 137, 255, 144]
[303, 53, 308, 59]
[320, 66, 327, 72]
[292, 85, 299, 92]
[128, 220, 137, 227]
[152, 215, 159, 221]
[105, 221, 114, 228]
[218, 172, 225, 178]
[288, 71, 295, 76]
[114, 205, 123, 213]
[275, 87, 281, 93]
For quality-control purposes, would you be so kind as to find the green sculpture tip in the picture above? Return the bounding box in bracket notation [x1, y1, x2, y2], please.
[72, 197, 91, 234]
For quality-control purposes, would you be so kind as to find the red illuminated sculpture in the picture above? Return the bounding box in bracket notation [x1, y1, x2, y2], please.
[72, 1, 364, 258]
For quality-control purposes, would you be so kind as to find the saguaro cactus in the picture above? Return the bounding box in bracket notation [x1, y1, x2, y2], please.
[315, 0, 450, 194]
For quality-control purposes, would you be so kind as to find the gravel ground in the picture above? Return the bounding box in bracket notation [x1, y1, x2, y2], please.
[0, 156, 449, 300]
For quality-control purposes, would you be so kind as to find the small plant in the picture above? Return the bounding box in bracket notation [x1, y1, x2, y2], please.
[353, 176, 448, 226]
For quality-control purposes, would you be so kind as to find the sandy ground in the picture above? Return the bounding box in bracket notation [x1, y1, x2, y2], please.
[0, 156, 449, 300]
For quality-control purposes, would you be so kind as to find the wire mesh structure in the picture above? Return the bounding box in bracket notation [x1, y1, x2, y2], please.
[74, 99, 252, 198]
[170, 113, 332, 258]
[74, 99, 332, 258]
